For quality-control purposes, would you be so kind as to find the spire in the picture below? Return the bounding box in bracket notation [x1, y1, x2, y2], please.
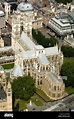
[7, 81, 11, 89]
[13, 64, 24, 77]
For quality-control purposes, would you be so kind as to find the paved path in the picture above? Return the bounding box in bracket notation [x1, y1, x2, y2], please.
[43, 102, 65, 111]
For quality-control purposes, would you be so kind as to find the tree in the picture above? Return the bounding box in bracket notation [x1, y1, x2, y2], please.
[60, 58, 74, 87]
[32, 28, 58, 48]
[61, 45, 74, 57]
[11, 76, 36, 101]
[55, 0, 72, 4]
[49, 37, 58, 47]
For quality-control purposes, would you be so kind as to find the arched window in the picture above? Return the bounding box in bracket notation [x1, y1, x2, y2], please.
[21, 25, 23, 31]
[52, 56, 54, 61]
[8, 93, 10, 96]
[58, 86, 59, 90]
[58, 93, 60, 97]
[38, 80, 39, 85]
[54, 86, 56, 91]
[27, 32, 30, 35]
[52, 93, 55, 97]
[40, 80, 42, 85]
[8, 88, 10, 92]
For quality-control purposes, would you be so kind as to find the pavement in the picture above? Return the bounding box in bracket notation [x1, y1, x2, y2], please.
[38, 27, 51, 38]
[43, 102, 65, 111]
[30, 94, 74, 111]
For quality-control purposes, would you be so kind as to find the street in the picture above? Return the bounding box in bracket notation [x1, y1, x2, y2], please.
[32, 94, 74, 111]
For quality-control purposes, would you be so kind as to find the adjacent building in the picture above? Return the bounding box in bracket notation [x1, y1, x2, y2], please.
[0, 30, 4, 47]
[0, 4, 5, 29]
[0, 66, 12, 111]
[47, 11, 74, 38]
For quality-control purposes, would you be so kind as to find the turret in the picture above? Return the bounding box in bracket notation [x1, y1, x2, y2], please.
[12, 12, 21, 50]
[0, 30, 4, 48]
[6, 81, 12, 111]
[4, 2, 11, 21]
[1, 73, 6, 91]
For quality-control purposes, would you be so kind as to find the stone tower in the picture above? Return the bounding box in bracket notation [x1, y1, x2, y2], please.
[4, 2, 11, 21]
[1, 73, 6, 91]
[12, 12, 21, 50]
[23, 15, 32, 38]
[6, 81, 12, 111]
[0, 30, 4, 48]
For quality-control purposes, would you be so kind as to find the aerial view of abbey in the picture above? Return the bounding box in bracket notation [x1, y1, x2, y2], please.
[0, 0, 74, 112]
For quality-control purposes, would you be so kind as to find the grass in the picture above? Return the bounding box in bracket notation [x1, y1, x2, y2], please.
[18, 100, 29, 110]
[31, 97, 43, 106]
[65, 87, 74, 95]
[15, 88, 53, 110]
[64, 57, 74, 64]
[14, 86, 74, 111]
[36, 88, 53, 102]
[14, 88, 52, 110]
[1, 63, 14, 69]
[14, 99, 29, 110]
[14, 95, 44, 111]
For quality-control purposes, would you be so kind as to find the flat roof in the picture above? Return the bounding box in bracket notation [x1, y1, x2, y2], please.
[51, 17, 70, 27]
[60, 18, 70, 23]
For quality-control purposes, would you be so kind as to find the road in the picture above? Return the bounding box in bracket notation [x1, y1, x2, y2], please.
[44, 94, 74, 111]
[31, 94, 74, 111]
[43, 102, 65, 111]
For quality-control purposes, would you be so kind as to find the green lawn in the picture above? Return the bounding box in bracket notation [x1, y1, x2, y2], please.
[1, 63, 14, 69]
[64, 57, 74, 64]
[16, 89, 53, 110]
[18, 100, 29, 110]
[36, 88, 53, 102]
[65, 87, 74, 95]
[14, 96, 44, 111]
[31, 97, 43, 106]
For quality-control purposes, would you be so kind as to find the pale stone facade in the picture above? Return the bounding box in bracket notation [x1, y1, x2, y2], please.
[11, 1, 43, 37]
[0, 66, 12, 111]
[0, 30, 4, 48]
[10, 6, 65, 100]
[0, 4, 5, 29]
[4, 2, 11, 21]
